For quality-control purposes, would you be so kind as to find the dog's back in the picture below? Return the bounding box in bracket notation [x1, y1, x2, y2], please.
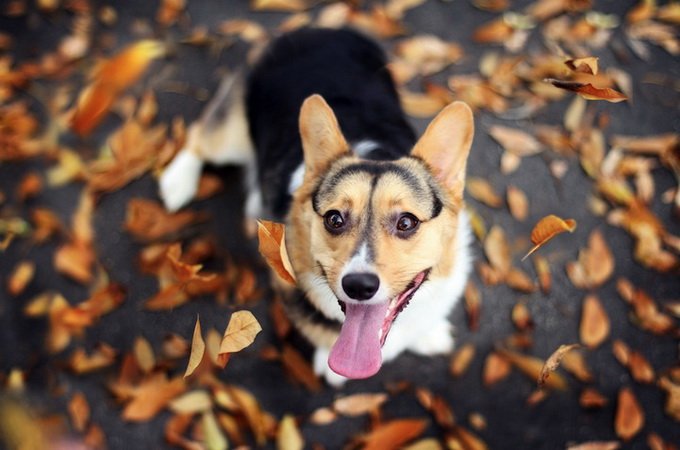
[246, 28, 416, 219]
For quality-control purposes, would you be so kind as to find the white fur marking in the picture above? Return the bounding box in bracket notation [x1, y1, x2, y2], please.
[159, 149, 204, 212]
[336, 242, 391, 306]
[353, 140, 380, 158]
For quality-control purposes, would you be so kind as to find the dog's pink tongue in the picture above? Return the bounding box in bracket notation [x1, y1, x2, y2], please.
[328, 302, 388, 379]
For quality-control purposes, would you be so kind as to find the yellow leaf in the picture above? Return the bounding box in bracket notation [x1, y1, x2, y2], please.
[184, 316, 205, 378]
[219, 310, 262, 354]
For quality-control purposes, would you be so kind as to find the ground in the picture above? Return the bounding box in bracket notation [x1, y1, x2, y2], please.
[0, 0, 679, 449]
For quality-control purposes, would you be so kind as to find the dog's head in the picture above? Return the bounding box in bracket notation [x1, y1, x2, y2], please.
[287, 95, 474, 379]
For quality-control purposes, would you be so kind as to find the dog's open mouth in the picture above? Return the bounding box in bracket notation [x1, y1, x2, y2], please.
[328, 268, 431, 379]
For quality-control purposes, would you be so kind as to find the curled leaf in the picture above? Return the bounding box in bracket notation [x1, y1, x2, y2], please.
[538, 344, 581, 388]
[523, 215, 577, 260]
[257, 220, 296, 285]
[545, 79, 628, 103]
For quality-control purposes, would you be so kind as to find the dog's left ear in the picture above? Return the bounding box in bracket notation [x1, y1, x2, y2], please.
[299, 94, 350, 180]
[411, 101, 474, 201]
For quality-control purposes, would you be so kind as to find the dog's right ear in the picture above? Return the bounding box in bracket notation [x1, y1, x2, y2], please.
[299, 94, 350, 179]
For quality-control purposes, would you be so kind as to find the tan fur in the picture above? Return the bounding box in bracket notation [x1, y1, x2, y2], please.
[286, 98, 474, 349]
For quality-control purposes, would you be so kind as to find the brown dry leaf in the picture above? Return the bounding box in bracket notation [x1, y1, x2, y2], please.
[511, 301, 533, 331]
[467, 177, 503, 208]
[166, 243, 215, 285]
[506, 186, 528, 221]
[566, 442, 620, 450]
[71, 40, 166, 135]
[483, 352, 511, 386]
[538, 344, 581, 388]
[68, 391, 90, 433]
[219, 310, 262, 354]
[54, 190, 96, 284]
[125, 198, 207, 242]
[144, 284, 189, 311]
[281, 344, 321, 392]
[333, 392, 388, 417]
[565, 57, 599, 75]
[546, 79, 628, 102]
[473, 18, 514, 43]
[68, 344, 117, 374]
[657, 376, 680, 421]
[489, 125, 543, 157]
[184, 316, 205, 378]
[309, 407, 337, 425]
[618, 280, 676, 335]
[361, 419, 428, 450]
[615, 387, 644, 441]
[257, 220, 296, 285]
[627, 351, 655, 383]
[133, 336, 155, 374]
[497, 348, 568, 390]
[121, 373, 186, 422]
[580, 295, 610, 348]
[523, 215, 577, 260]
[533, 255, 552, 294]
[561, 349, 594, 383]
[277, 414, 304, 450]
[399, 89, 447, 118]
[580, 388, 608, 409]
[567, 229, 614, 289]
[627, 0, 656, 23]
[252, 0, 310, 12]
[168, 390, 212, 415]
[484, 226, 511, 275]
[448, 425, 489, 450]
[464, 281, 481, 331]
[226, 384, 268, 446]
[7, 260, 35, 296]
[31, 208, 63, 243]
[416, 388, 455, 430]
[450, 343, 476, 377]
[394, 34, 463, 76]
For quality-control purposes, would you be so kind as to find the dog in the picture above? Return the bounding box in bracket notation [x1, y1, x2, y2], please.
[160, 27, 474, 385]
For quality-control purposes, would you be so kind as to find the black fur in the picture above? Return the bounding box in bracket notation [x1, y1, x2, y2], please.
[245, 27, 416, 220]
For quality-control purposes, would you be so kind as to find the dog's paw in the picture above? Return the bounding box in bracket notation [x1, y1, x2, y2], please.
[313, 347, 347, 388]
[159, 149, 203, 212]
[409, 321, 454, 356]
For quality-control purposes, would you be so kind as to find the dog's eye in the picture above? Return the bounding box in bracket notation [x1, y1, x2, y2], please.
[324, 210, 346, 233]
[396, 213, 419, 236]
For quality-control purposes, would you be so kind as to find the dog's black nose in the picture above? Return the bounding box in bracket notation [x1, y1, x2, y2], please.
[342, 273, 380, 301]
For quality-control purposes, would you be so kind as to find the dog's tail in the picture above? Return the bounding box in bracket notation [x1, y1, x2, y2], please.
[159, 70, 255, 212]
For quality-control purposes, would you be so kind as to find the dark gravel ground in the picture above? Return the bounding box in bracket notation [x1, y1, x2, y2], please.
[0, 0, 679, 449]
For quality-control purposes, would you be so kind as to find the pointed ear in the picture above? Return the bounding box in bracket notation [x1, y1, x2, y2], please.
[411, 101, 474, 200]
[299, 94, 350, 178]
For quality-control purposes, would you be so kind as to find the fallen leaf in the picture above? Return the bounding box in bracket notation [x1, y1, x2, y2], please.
[511, 301, 533, 331]
[394, 34, 463, 76]
[561, 350, 594, 383]
[533, 255, 552, 294]
[615, 387, 644, 441]
[333, 392, 388, 417]
[657, 376, 680, 421]
[484, 226, 511, 275]
[483, 352, 511, 386]
[7, 260, 35, 296]
[225, 384, 267, 446]
[566, 442, 620, 450]
[538, 344, 581, 388]
[566, 229, 614, 289]
[257, 220, 296, 285]
[184, 316, 205, 378]
[277, 414, 304, 450]
[580, 295, 610, 348]
[68, 391, 90, 432]
[121, 374, 186, 422]
[125, 198, 207, 242]
[361, 419, 428, 450]
[133, 336, 156, 374]
[416, 388, 455, 430]
[252, 0, 310, 12]
[219, 310, 262, 354]
[71, 40, 166, 135]
[565, 57, 599, 75]
[281, 344, 321, 392]
[497, 348, 568, 390]
[68, 344, 117, 374]
[450, 343, 476, 377]
[168, 390, 212, 414]
[507, 185, 529, 221]
[489, 125, 543, 157]
[467, 177, 503, 208]
[579, 388, 608, 409]
[203, 410, 228, 450]
[545, 79, 628, 102]
[464, 281, 481, 331]
[523, 215, 577, 260]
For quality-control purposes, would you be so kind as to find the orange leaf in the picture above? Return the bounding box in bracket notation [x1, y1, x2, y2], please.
[567, 230, 614, 289]
[256, 220, 296, 285]
[565, 57, 599, 75]
[7, 260, 35, 296]
[333, 392, 388, 417]
[361, 419, 428, 450]
[483, 352, 511, 386]
[450, 343, 476, 377]
[523, 215, 576, 260]
[281, 344, 322, 392]
[484, 226, 511, 274]
[125, 198, 207, 242]
[467, 177, 503, 208]
[615, 387, 644, 441]
[580, 295, 610, 348]
[546, 79, 628, 103]
[497, 348, 567, 390]
[219, 310, 262, 354]
[122, 374, 186, 422]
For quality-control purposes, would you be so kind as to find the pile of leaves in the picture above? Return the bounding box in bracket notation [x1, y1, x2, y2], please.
[0, 0, 678, 449]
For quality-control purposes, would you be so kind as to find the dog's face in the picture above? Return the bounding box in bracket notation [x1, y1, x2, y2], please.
[287, 95, 474, 379]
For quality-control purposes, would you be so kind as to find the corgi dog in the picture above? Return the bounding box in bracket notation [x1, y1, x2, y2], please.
[160, 28, 474, 385]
